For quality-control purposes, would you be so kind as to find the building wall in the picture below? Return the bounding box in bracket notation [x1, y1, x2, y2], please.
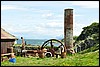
[1, 39, 15, 54]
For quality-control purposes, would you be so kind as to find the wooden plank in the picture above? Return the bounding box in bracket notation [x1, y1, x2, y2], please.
[26, 50, 38, 53]
[1, 53, 14, 57]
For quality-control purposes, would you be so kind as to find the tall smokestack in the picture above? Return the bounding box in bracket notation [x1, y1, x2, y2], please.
[64, 9, 73, 53]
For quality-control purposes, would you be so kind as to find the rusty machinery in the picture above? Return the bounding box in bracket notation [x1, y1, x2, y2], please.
[20, 39, 65, 58]
[41, 39, 64, 58]
[20, 9, 74, 58]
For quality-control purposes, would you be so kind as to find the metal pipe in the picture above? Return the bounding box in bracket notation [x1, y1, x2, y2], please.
[21, 37, 25, 50]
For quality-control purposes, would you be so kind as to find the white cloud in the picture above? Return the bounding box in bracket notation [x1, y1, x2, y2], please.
[28, 21, 64, 39]
[42, 13, 53, 18]
[1, 5, 16, 10]
[74, 14, 83, 17]
[1, 5, 26, 11]
[73, 22, 86, 36]
[91, 19, 99, 23]
[46, 22, 63, 28]
[53, 1, 99, 9]
[73, 19, 99, 36]
[37, 21, 63, 29]
[42, 13, 64, 21]
[1, 23, 32, 33]
[1, 1, 99, 39]
[30, 8, 51, 13]
[70, 1, 99, 8]
[86, 19, 99, 26]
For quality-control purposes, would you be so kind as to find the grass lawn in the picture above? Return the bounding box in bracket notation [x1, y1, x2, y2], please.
[1, 50, 99, 66]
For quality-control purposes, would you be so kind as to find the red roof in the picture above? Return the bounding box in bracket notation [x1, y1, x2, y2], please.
[1, 28, 17, 39]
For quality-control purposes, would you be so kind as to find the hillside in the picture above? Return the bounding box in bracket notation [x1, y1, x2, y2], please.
[60, 22, 99, 53]
[73, 22, 99, 52]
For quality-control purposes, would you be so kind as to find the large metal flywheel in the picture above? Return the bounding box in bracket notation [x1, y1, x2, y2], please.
[41, 39, 64, 57]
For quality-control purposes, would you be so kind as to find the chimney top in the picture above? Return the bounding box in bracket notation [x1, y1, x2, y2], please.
[65, 9, 73, 11]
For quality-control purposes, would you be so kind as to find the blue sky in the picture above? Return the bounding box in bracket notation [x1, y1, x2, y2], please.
[1, 1, 99, 39]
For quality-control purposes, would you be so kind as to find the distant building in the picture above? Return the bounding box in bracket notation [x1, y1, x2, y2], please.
[1, 28, 17, 54]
